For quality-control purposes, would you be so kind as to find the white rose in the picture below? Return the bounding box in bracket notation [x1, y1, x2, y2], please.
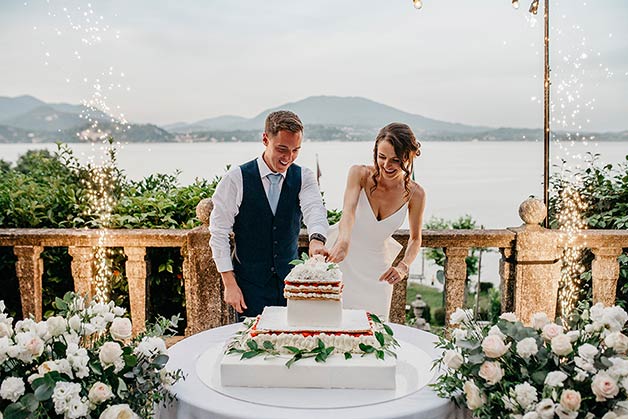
[38, 360, 59, 375]
[579, 343, 599, 361]
[516, 337, 538, 359]
[602, 413, 618, 419]
[479, 361, 504, 385]
[559, 389, 581, 412]
[88, 382, 113, 404]
[500, 312, 518, 322]
[463, 380, 485, 410]
[99, 403, 139, 419]
[0, 322, 12, 338]
[606, 332, 628, 354]
[551, 335, 573, 356]
[99, 342, 124, 372]
[545, 371, 568, 387]
[46, 316, 67, 337]
[482, 334, 511, 358]
[535, 398, 555, 419]
[0, 377, 25, 402]
[68, 315, 81, 333]
[592, 372, 620, 401]
[566, 330, 580, 343]
[542, 323, 563, 340]
[523, 413, 540, 419]
[450, 308, 471, 325]
[514, 382, 538, 410]
[575, 356, 596, 373]
[488, 325, 507, 340]
[452, 328, 467, 342]
[110, 317, 132, 341]
[443, 349, 463, 370]
[608, 357, 628, 378]
[531, 312, 550, 330]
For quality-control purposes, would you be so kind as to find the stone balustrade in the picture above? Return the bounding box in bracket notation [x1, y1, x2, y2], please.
[0, 199, 626, 335]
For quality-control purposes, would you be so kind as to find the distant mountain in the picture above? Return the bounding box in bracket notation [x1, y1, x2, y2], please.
[0, 95, 46, 121]
[170, 96, 490, 134]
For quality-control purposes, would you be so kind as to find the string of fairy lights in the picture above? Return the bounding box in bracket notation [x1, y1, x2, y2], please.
[412, 0, 607, 317]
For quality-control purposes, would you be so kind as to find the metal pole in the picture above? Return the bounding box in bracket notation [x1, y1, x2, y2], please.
[543, 0, 551, 227]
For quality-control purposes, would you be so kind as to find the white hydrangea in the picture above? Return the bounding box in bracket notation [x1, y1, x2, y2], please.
[52, 382, 82, 416]
[134, 336, 167, 359]
[0, 377, 25, 402]
[46, 316, 67, 337]
[516, 337, 538, 359]
[66, 342, 90, 378]
[514, 382, 538, 410]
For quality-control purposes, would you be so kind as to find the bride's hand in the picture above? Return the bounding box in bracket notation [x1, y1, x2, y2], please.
[328, 240, 349, 263]
[379, 262, 409, 284]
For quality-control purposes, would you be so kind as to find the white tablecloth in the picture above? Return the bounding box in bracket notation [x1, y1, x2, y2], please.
[158, 323, 468, 419]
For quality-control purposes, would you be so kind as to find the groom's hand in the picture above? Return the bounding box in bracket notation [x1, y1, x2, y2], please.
[308, 239, 329, 258]
[221, 271, 247, 314]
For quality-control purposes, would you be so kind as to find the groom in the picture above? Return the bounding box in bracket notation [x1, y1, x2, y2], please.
[209, 110, 329, 318]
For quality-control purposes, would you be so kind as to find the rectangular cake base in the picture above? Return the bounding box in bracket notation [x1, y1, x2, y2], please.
[220, 353, 396, 389]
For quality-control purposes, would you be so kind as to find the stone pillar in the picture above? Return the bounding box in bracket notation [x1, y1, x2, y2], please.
[443, 246, 468, 324]
[124, 246, 147, 336]
[591, 247, 623, 307]
[184, 198, 234, 335]
[68, 246, 94, 298]
[14, 245, 43, 321]
[499, 247, 516, 313]
[511, 198, 562, 324]
[390, 234, 409, 324]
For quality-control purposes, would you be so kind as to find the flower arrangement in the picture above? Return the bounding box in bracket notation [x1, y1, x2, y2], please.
[433, 303, 628, 419]
[0, 292, 183, 419]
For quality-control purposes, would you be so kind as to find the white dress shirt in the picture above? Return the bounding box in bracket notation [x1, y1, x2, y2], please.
[209, 155, 329, 273]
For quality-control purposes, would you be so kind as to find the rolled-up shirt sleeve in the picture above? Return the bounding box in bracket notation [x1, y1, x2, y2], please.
[209, 168, 242, 272]
[300, 167, 329, 238]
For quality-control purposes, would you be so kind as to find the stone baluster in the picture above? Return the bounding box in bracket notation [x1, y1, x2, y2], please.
[443, 246, 469, 324]
[68, 246, 94, 298]
[499, 246, 516, 313]
[591, 247, 623, 307]
[124, 246, 148, 336]
[184, 198, 233, 335]
[14, 245, 43, 320]
[390, 233, 409, 324]
[511, 198, 562, 325]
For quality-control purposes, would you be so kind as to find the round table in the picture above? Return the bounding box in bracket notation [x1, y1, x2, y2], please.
[157, 323, 468, 419]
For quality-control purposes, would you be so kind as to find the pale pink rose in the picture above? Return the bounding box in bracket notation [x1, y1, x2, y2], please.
[482, 334, 511, 358]
[98, 403, 139, 419]
[463, 380, 485, 410]
[605, 332, 628, 354]
[109, 318, 132, 342]
[88, 382, 113, 404]
[99, 342, 124, 372]
[443, 349, 463, 370]
[551, 334, 573, 356]
[500, 312, 518, 322]
[560, 389, 581, 411]
[542, 323, 564, 340]
[592, 372, 620, 402]
[479, 361, 504, 385]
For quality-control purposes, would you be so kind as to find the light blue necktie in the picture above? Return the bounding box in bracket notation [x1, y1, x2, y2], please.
[267, 173, 282, 214]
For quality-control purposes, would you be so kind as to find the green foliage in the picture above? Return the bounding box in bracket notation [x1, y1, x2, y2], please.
[549, 153, 628, 305]
[424, 215, 480, 278]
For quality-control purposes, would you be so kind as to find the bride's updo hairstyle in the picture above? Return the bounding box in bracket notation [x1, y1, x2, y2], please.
[371, 122, 421, 197]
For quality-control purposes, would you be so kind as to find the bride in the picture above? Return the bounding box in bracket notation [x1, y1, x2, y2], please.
[327, 122, 426, 321]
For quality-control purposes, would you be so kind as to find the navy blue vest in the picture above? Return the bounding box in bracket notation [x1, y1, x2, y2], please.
[232, 159, 302, 317]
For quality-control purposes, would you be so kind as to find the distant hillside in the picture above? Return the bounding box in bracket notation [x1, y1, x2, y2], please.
[0, 94, 625, 143]
[171, 96, 490, 134]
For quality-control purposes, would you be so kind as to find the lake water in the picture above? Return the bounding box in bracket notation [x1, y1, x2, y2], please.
[2, 140, 626, 288]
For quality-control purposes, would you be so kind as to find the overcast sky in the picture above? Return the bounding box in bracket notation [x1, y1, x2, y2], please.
[1, 0, 626, 131]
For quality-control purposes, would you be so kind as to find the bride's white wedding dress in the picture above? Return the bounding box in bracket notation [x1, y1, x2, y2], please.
[328, 189, 406, 321]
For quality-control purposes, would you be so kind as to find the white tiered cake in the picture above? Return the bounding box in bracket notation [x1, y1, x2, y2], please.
[220, 255, 398, 389]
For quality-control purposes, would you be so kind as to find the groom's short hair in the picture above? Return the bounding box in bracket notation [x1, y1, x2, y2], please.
[265, 110, 303, 137]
